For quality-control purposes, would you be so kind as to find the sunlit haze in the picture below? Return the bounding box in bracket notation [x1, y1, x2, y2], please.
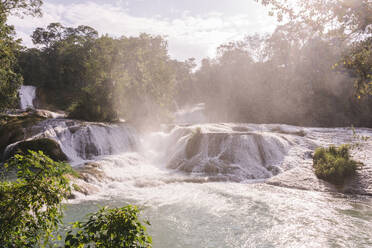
[1, 0, 371, 247]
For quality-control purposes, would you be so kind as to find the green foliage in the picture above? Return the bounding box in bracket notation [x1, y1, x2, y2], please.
[0, 10, 22, 111]
[0, 150, 72, 247]
[67, 90, 118, 122]
[31, 22, 98, 48]
[0, 0, 44, 112]
[313, 145, 361, 184]
[256, 0, 372, 97]
[1, 0, 43, 17]
[64, 205, 152, 248]
[184, 26, 372, 127]
[0, 151, 153, 247]
[342, 37, 372, 97]
[19, 24, 177, 123]
[256, 0, 371, 37]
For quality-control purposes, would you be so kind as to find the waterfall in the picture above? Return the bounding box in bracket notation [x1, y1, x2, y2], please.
[64, 122, 372, 248]
[174, 103, 206, 124]
[35, 119, 139, 164]
[19, 85, 36, 110]
[2, 119, 139, 165]
[157, 124, 292, 181]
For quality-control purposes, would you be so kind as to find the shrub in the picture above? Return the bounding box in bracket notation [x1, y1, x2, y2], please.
[313, 145, 361, 184]
[64, 205, 152, 248]
[0, 151, 152, 248]
[0, 150, 73, 247]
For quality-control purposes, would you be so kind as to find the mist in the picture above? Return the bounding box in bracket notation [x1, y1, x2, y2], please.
[1, 1, 372, 247]
[175, 27, 372, 127]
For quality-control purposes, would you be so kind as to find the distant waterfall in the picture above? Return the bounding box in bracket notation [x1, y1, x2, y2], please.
[174, 103, 206, 124]
[19, 85, 36, 110]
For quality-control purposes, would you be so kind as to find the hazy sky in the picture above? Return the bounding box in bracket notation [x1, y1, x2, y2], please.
[8, 0, 277, 62]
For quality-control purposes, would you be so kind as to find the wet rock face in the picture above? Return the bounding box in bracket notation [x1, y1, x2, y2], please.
[266, 141, 372, 196]
[1, 111, 139, 163]
[4, 138, 68, 161]
[0, 112, 46, 159]
[160, 123, 372, 192]
[28, 119, 139, 162]
[75, 162, 107, 183]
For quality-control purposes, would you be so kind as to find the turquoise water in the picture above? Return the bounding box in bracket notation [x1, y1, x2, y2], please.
[61, 124, 372, 247]
[64, 182, 372, 248]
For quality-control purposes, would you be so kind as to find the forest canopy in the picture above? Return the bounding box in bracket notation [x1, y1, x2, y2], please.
[1, 0, 371, 127]
[19, 23, 178, 123]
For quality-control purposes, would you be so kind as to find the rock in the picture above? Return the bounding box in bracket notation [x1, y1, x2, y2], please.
[65, 162, 109, 198]
[4, 138, 68, 161]
[0, 112, 46, 157]
[185, 129, 202, 159]
[266, 148, 372, 196]
[84, 143, 99, 159]
[72, 181, 100, 196]
[266, 161, 340, 192]
[34, 109, 65, 119]
[167, 130, 288, 181]
[75, 162, 107, 183]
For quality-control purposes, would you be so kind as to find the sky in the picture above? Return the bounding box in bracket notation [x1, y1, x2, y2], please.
[8, 0, 278, 62]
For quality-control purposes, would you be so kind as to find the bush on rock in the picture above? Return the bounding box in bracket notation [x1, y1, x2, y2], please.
[313, 145, 361, 184]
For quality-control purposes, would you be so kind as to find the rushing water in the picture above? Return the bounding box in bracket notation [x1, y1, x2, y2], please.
[64, 183, 372, 248]
[13, 92, 372, 247]
[61, 123, 372, 248]
[19, 85, 36, 110]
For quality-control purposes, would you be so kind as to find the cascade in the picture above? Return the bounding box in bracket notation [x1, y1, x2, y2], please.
[152, 123, 310, 182]
[19, 85, 36, 110]
[33, 119, 139, 164]
[174, 103, 206, 124]
[3, 109, 371, 247]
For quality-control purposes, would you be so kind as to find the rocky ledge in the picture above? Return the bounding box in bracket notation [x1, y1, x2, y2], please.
[266, 142, 372, 196]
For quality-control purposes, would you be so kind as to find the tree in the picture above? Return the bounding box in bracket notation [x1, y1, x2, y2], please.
[0, 150, 72, 247]
[64, 206, 152, 248]
[172, 58, 197, 106]
[256, 0, 371, 37]
[256, 0, 372, 95]
[21, 25, 177, 123]
[0, 10, 22, 111]
[31, 22, 98, 48]
[189, 29, 372, 127]
[1, 0, 43, 17]
[0, 0, 43, 112]
[342, 37, 372, 97]
[0, 151, 153, 247]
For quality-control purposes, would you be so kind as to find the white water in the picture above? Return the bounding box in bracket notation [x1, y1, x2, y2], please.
[31, 119, 138, 165]
[19, 85, 36, 110]
[59, 122, 372, 247]
[10, 93, 372, 246]
[68, 123, 371, 196]
[65, 183, 372, 248]
[9, 96, 371, 247]
[161, 124, 298, 181]
[175, 103, 206, 124]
